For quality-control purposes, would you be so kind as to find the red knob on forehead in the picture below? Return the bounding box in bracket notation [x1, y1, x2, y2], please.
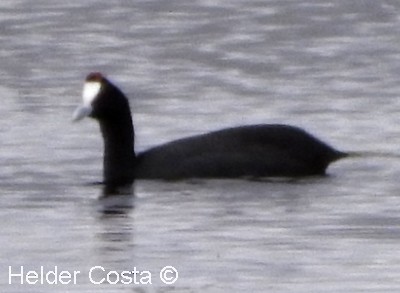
[86, 72, 104, 82]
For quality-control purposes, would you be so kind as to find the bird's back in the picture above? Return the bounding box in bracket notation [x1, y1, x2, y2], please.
[134, 124, 346, 179]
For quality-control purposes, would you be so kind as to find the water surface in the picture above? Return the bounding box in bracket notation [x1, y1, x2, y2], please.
[1, 1, 400, 292]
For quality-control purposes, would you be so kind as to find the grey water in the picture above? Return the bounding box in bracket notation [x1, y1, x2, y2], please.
[1, 0, 400, 292]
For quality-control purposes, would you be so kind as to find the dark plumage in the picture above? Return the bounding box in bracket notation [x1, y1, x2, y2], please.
[73, 72, 347, 186]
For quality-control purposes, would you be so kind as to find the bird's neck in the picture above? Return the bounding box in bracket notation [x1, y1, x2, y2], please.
[99, 115, 136, 186]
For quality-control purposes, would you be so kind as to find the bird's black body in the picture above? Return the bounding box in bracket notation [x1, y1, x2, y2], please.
[74, 72, 347, 186]
[136, 124, 346, 179]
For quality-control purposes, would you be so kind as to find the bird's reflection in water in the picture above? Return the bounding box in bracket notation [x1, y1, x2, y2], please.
[97, 183, 135, 215]
[94, 184, 135, 268]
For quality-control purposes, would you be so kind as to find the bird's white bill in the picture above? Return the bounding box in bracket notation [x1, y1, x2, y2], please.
[72, 105, 92, 122]
[72, 81, 101, 122]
